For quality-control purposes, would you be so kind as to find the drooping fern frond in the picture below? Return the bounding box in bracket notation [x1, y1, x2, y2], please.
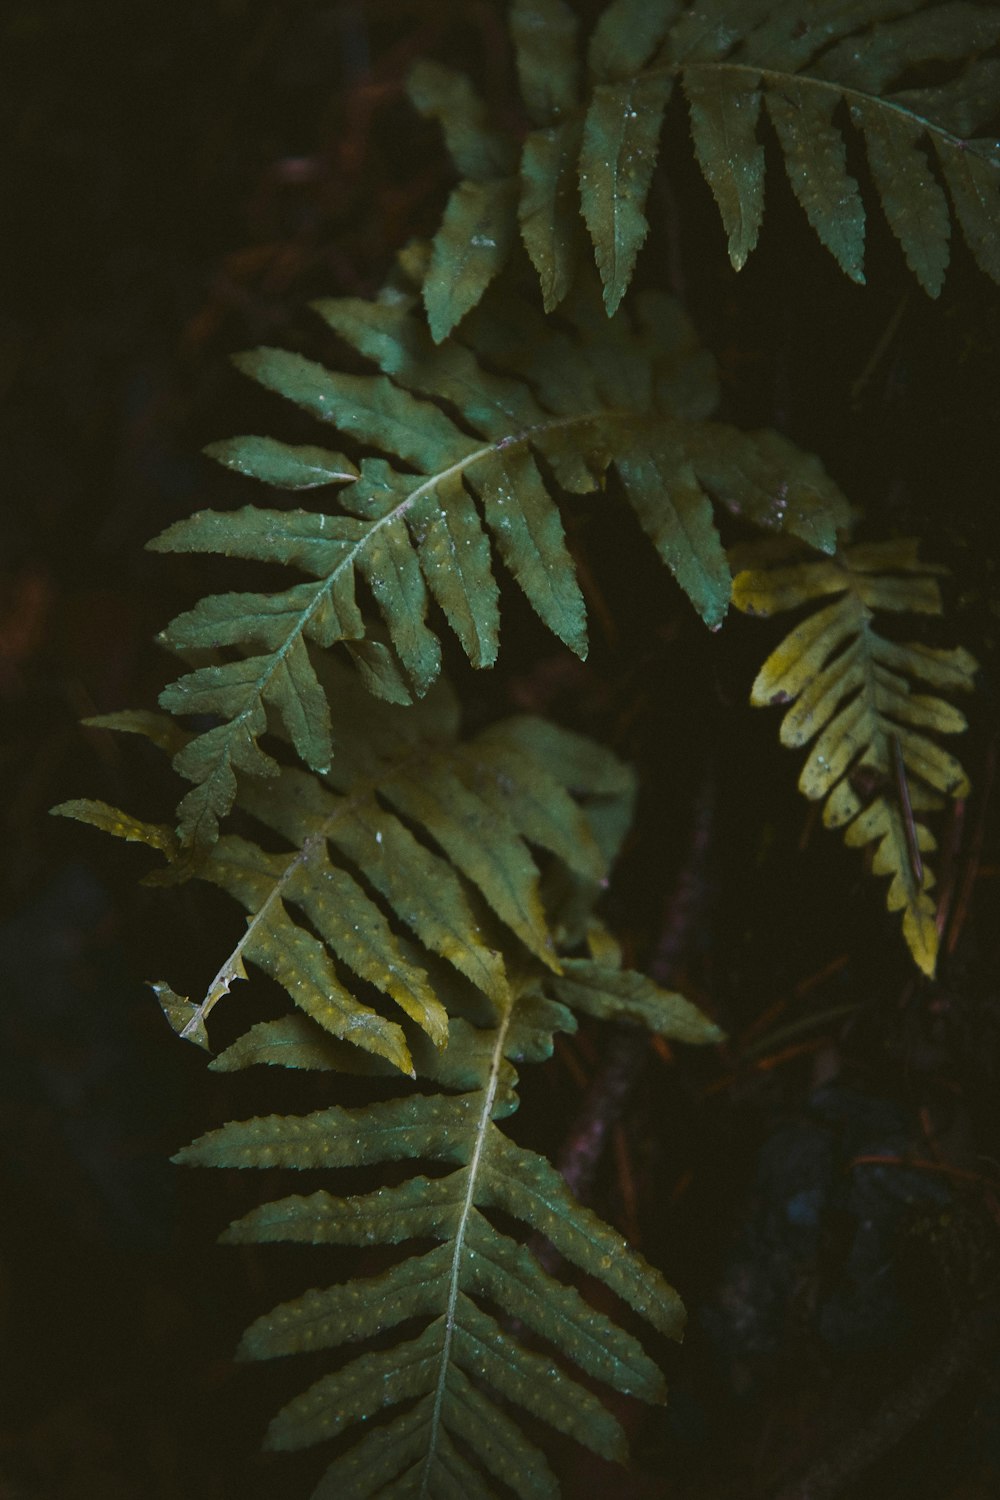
[175, 921, 720, 1499]
[732, 538, 977, 976]
[149, 256, 848, 849]
[58, 664, 722, 1495]
[55, 662, 638, 1075]
[412, 0, 1000, 335]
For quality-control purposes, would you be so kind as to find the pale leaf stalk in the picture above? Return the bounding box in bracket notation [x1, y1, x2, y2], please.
[420, 990, 514, 1496]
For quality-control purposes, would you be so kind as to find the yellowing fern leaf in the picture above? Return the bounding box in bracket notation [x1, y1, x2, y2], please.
[733, 539, 977, 976]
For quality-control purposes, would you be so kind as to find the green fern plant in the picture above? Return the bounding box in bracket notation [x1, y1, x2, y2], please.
[53, 1, 994, 1495]
[134, 252, 850, 853]
[59, 662, 642, 1067]
[413, 0, 1000, 337]
[57, 667, 722, 1495]
[178, 971, 702, 1500]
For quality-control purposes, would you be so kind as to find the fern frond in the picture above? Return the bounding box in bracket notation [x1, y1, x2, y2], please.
[176, 944, 719, 1498]
[66, 663, 722, 1492]
[55, 665, 638, 1073]
[157, 264, 848, 848]
[414, 1, 1000, 331]
[732, 539, 977, 976]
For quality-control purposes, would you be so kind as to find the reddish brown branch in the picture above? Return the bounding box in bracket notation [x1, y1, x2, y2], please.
[539, 779, 716, 1264]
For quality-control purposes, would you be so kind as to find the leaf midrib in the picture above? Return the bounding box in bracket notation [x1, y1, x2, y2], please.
[187, 737, 436, 1040]
[179, 405, 619, 839]
[843, 577, 922, 905]
[419, 993, 513, 1496]
[670, 59, 992, 154]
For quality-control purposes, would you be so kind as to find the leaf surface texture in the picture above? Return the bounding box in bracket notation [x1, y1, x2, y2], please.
[411, 0, 1000, 325]
[733, 539, 976, 975]
[150, 263, 848, 849]
[176, 926, 719, 1497]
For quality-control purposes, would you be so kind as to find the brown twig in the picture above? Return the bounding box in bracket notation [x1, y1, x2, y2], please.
[849, 1153, 1000, 1193]
[532, 778, 716, 1275]
[651, 776, 716, 984]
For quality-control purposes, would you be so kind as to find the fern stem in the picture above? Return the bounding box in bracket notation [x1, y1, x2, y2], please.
[669, 60, 983, 153]
[420, 991, 515, 1497]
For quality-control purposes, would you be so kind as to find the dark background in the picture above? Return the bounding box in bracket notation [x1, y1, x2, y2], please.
[3, 3, 1000, 1497]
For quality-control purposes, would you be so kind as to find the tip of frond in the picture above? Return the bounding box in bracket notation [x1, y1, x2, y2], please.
[905, 908, 939, 979]
[150, 980, 211, 1051]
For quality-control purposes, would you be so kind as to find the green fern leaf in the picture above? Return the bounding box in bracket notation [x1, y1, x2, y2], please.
[175, 936, 717, 1497]
[765, 82, 866, 283]
[552, 958, 723, 1042]
[733, 539, 977, 976]
[156, 265, 847, 847]
[702, 0, 1000, 287]
[812, 4, 1000, 93]
[322, 267, 848, 576]
[588, 0, 679, 80]
[615, 435, 732, 628]
[407, 60, 518, 341]
[579, 73, 674, 315]
[227, 346, 472, 475]
[893, 56, 1000, 137]
[50, 798, 177, 857]
[507, 1, 586, 311]
[423, 177, 521, 345]
[519, 118, 585, 311]
[203, 435, 359, 490]
[406, 59, 513, 180]
[412, 1, 1000, 321]
[139, 665, 720, 1494]
[932, 135, 1000, 282]
[64, 669, 641, 1067]
[510, 0, 579, 122]
[849, 103, 951, 295]
[683, 70, 765, 270]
